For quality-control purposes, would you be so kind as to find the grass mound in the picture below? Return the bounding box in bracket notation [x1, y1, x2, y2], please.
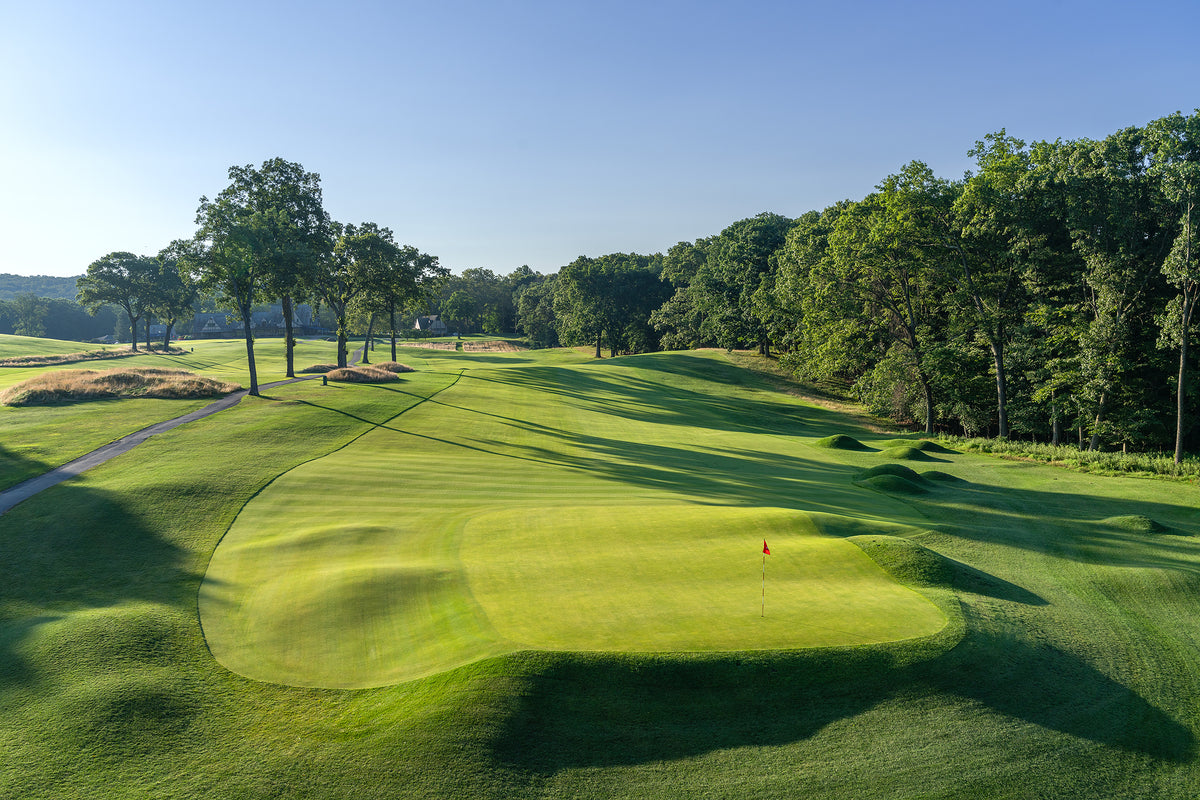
[858, 463, 924, 482]
[0, 367, 240, 406]
[849, 535, 953, 588]
[325, 366, 400, 383]
[857, 474, 928, 494]
[878, 438, 957, 454]
[880, 445, 940, 461]
[373, 361, 415, 373]
[1102, 515, 1169, 534]
[920, 470, 967, 483]
[298, 363, 339, 374]
[813, 433, 873, 451]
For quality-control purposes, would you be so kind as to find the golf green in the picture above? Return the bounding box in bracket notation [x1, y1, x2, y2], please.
[200, 354, 946, 688]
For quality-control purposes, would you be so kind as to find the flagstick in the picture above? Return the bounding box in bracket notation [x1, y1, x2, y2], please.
[761, 552, 766, 617]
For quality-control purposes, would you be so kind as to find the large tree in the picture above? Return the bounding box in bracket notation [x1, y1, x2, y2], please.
[77, 251, 157, 351]
[218, 159, 329, 377]
[1147, 110, 1200, 463]
[192, 199, 274, 395]
[359, 243, 446, 362]
[149, 241, 199, 349]
[316, 222, 398, 367]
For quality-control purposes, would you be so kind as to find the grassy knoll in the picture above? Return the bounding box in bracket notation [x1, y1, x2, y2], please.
[3, 347, 1200, 798]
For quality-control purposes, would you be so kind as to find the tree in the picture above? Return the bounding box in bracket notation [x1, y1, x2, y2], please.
[360, 244, 446, 362]
[442, 290, 477, 336]
[1051, 128, 1174, 449]
[192, 199, 274, 395]
[1147, 110, 1200, 463]
[77, 252, 157, 352]
[9, 293, 48, 338]
[315, 222, 401, 367]
[218, 159, 329, 377]
[690, 213, 793, 355]
[515, 275, 559, 348]
[150, 241, 199, 349]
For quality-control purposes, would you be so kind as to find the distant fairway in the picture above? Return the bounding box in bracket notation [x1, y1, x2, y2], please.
[200, 352, 946, 687]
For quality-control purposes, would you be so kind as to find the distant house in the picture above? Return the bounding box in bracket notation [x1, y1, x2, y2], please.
[413, 315, 448, 335]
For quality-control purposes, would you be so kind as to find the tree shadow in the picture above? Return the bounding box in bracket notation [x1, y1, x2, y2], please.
[492, 622, 1194, 773]
[908, 479, 1200, 572]
[0, 477, 194, 689]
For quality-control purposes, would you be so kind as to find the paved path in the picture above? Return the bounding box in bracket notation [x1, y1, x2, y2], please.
[0, 346, 365, 516]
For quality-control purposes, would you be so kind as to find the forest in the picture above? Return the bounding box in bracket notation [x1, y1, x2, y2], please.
[8, 111, 1198, 458]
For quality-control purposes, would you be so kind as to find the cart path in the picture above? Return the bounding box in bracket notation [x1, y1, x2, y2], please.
[0, 346, 365, 516]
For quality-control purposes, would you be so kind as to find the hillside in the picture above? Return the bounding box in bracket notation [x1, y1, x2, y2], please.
[0, 273, 81, 301]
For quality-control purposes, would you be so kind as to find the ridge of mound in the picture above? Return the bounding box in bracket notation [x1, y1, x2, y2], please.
[1101, 515, 1169, 534]
[920, 470, 967, 483]
[879, 445, 940, 462]
[813, 433, 874, 451]
[848, 535, 953, 588]
[858, 474, 928, 494]
[859, 463, 924, 482]
[0, 367, 240, 406]
[876, 439, 958, 453]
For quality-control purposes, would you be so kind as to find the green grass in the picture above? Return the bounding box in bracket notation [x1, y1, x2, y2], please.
[3, 347, 1200, 798]
[0, 336, 339, 490]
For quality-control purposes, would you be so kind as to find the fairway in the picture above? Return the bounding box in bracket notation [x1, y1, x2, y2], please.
[200, 352, 946, 687]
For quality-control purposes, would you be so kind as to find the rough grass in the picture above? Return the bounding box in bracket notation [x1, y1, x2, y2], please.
[373, 361, 415, 372]
[6, 348, 1200, 798]
[325, 365, 400, 383]
[0, 367, 240, 406]
[943, 435, 1200, 481]
[298, 363, 339, 374]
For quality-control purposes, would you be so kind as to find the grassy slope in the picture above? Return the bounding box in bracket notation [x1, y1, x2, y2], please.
[200, 355, 944, 687]
[0, 337, 338, 491]
[1, 348, 1199, 798]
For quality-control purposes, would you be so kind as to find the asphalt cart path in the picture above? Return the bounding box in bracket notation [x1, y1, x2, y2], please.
[0, 345, 366, 516]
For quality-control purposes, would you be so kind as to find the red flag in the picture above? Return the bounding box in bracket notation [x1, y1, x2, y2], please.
[763, 540, 770, 555]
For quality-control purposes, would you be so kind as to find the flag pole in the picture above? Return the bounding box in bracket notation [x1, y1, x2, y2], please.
[761, 539, 769, 617]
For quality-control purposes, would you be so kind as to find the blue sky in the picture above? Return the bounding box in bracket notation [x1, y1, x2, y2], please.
[2, 0, 1197, 278]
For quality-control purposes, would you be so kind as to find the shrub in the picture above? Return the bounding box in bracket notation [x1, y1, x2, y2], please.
[298, 364, 339, 374]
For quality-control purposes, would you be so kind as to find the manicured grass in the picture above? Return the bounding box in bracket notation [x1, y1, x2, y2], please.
[3, 347, 1200, 798]
[201, 360, 944, 686]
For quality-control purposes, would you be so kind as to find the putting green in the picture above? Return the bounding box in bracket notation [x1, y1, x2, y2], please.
[200, 353, 947, 688]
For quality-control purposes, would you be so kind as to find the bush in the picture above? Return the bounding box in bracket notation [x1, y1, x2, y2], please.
[373, 361, 415, 373]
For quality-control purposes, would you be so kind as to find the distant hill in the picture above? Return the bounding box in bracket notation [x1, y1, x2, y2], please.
[0, 274, 82, 301]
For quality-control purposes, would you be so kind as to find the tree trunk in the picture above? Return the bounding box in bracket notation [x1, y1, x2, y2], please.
[337, 329, 348, 368]
[362, 315, 375, 364]
[390, 306, 398, 362]
[1088, 391, 1108, 451]
[129, 314, 139, 352]
[920, 376, 935, 435]
[1051, 392, 1062, 446]
[163, 321, 174, 350]
[595, 331, 602, 358]
[144, 318, 152, 351]
[282, 295, 296, 378]
[1175, 304, 1191, 465]
[991, 341, 1008, 439]
[240, 306, 259, 397]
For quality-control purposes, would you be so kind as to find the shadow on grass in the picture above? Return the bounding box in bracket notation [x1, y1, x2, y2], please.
[493, 624, 1195, 773]
[0, 478, 194, 688]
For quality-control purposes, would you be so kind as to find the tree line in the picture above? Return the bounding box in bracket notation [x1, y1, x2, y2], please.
[508, 110, 1200, 463]
[79, 158, 445, 395]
